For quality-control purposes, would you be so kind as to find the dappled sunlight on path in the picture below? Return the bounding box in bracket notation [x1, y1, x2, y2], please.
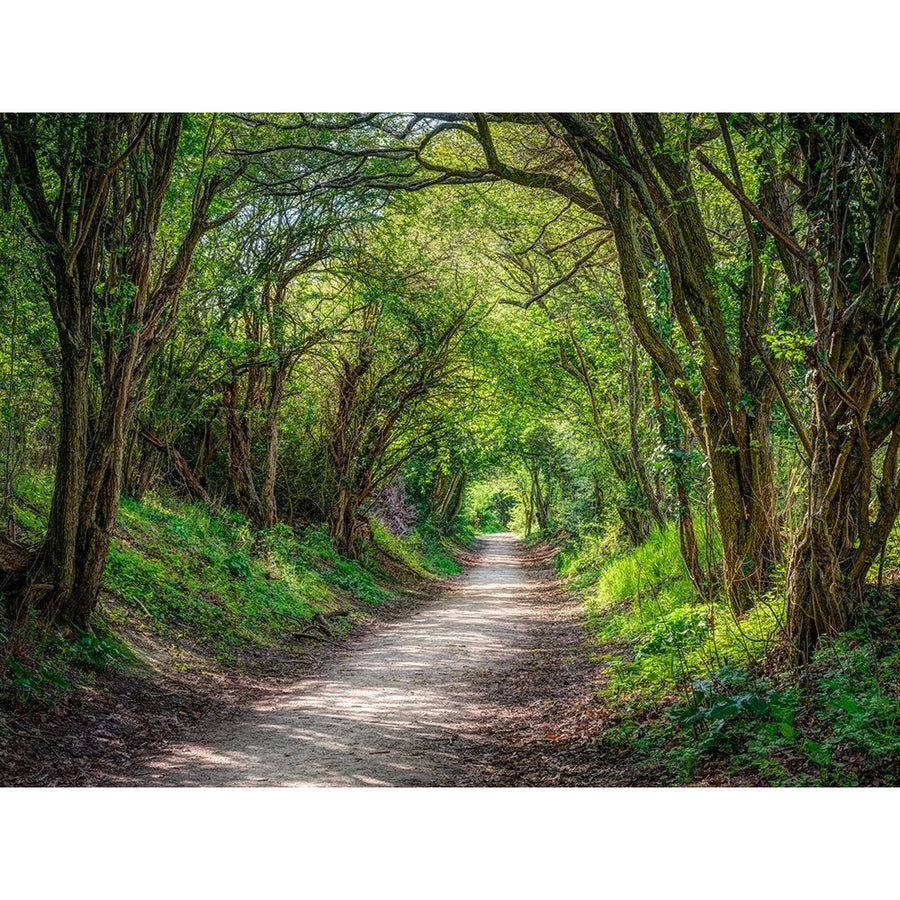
[124, 533, 550, 786]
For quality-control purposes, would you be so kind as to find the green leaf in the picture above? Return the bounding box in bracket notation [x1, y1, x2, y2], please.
[803, 739, 832, 766]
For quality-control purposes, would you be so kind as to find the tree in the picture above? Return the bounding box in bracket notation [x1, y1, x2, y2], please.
[215, 200, 345, 527]
[322, 263, 475, 554]
[704, 114, 900, 661]
[0, 113, 241, 627]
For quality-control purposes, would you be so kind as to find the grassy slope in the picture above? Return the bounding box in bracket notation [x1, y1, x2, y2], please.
[0, 472, 460, 719]
[559, 524, 900, 786]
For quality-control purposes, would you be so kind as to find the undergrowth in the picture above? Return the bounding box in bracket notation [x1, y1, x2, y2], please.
[563, 522, 900, 786]
[0, 612, 135, 713]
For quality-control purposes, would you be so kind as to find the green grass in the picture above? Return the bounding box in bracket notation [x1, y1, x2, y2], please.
[292, 524, 392, 605]
[564, 524, 776, 701]
[105, 496, 331, 652]
[4, 470, 53, 536]
[368, 517, 462, 578]
[1, 610, 136, 712]
[564, 520, 900, 785]
[2, 473, 454, 712]
[369, 518, 434, 580]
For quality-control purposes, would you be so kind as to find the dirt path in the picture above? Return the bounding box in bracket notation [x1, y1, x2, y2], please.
[119, 532, 614, 786]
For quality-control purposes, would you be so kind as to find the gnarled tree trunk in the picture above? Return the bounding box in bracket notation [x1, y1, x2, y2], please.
[726, 113, 900, 663]
[1, 113, 238, 627]
[785, 310, 900, 662]
[261, 362, 289, 528]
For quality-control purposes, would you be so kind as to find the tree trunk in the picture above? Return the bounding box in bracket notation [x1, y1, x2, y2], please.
[650, 372, 704, 596]
[756, 114, 900, 662]
[786, 355, 900, 663]
[591, 471, 604, 521]
[434, 469, 466, 530]
[605, 441, 652, 546]
[138, 427, 210, 504]
[616, 506, 649, 547]
[32, 320, 91, 621]
[625, 342, 665, 530]
[327, 483, 365, 557]
[260, 363, 288, 528]
[703, 397, 780, 614]
[124, 438, 156, 502]
[589, 159, 780, 615]
[67, 467, 122, 628]
[325, 347, 374, 555]
[530, 466, 549, 531]
[445, 471, 467, 524]
[223, 378, 265, 527]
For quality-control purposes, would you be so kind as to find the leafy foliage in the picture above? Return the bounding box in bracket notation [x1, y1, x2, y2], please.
[2, 112, 900, 788]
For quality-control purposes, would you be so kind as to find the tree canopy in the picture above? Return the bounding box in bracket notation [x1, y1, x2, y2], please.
[2, 111, 899, 670]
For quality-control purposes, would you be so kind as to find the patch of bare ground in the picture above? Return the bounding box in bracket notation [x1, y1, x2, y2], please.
[117, 533, 652, 787]
[0, 577, 439, 787]
[447, 545, 652, 787]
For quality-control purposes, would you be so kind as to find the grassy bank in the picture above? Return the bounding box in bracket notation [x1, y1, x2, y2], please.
[0, 472, 460, 717]
[560, 523, 900, 786]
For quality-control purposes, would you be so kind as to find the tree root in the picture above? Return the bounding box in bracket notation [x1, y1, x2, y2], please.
[281, 608, 352, 646]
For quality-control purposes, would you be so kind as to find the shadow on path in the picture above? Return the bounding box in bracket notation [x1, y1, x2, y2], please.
[121, 533, 552, 786]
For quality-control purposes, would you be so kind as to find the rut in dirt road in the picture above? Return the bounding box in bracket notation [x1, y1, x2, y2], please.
[125, 533, 569, 786]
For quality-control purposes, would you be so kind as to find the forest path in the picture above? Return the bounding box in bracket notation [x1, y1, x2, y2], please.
[127, 533, 572, 786]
